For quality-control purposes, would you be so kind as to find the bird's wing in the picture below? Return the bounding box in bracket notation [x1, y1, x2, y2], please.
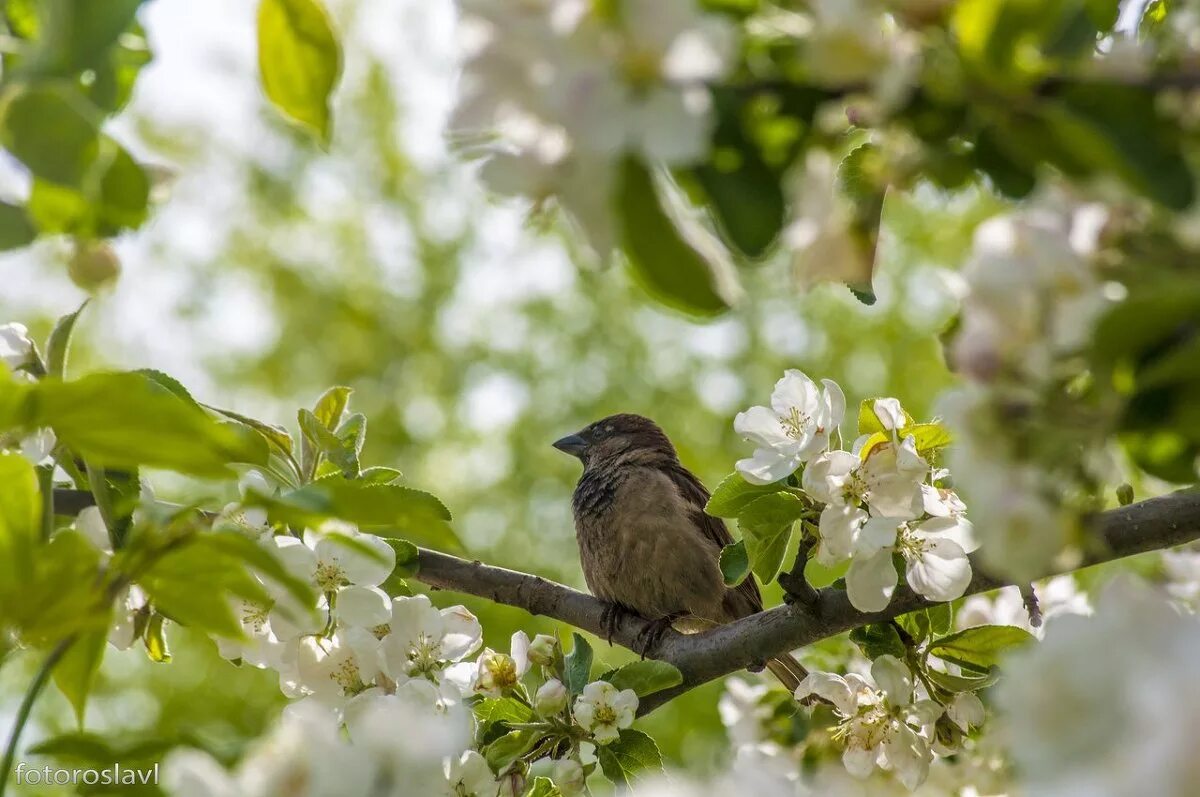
[665, 463, 765, 615]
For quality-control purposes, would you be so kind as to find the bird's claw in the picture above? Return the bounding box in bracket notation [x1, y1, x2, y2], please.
[600, 602, 630, 646]
[634, 614, 682, 659]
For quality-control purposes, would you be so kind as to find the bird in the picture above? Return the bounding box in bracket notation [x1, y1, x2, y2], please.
[553, 412, 808, 693]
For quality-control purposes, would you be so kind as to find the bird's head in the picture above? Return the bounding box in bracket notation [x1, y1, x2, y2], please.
[552, 413, 677, 467]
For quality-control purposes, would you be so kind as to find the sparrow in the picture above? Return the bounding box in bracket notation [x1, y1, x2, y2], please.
[553, 413, 808, 692]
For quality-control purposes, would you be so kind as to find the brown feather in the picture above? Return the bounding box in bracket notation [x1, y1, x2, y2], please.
[564, 413, 807, 691]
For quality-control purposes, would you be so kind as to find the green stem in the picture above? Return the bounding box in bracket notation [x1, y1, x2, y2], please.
[83, 462, 118, 549]
[35, 466, 54, 543]
[0, 638, 75, 797]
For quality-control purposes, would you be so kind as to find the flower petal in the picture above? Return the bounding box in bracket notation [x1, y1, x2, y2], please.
[735, 447, 799, 485]
[917, 515, 979, 554]
[337, 585, 392, 629]
[841, 744, 877, 779]
[733, 405, 793, 450]
[802, 449, 858, 504]
[855, 517, 900, 556]
[872, 398, 906, 431]
[846, 549, 898, 612]
[771, 369, 820, 417]
[796, 672, 855, 716]
[821, 378, 847, 431]
[870, 655, 912, 705]
[817, 504, 867, 565]
[905, 537, 972, 602]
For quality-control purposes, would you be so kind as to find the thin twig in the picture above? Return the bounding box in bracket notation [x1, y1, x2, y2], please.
[0, 638, 75, 797]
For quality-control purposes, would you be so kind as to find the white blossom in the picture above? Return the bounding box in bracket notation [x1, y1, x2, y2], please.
[471, 631, 532, 697]
[951, 201, 1109, 383]
[845, 513, 976, 612]
[441, 750, 499, 797]
[0, 322, 34, 370]
[998, 577, 1200, 797]
[958, 575, 1091, 638]
[574, 680, 638, 745]
[18, 427, 55, 465]
[796, 656, 941, 790]
[379, 594, 483, 685]
[734, 369, 846, 484]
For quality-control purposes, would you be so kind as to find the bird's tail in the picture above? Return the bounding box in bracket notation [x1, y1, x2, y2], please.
[765, 653, 808, 694]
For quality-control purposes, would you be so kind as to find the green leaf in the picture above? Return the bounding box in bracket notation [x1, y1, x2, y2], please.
[484, 729, 538, 772]
[33, 0, 145, 74]
[27, 143, 150, 237]
[312, 385, 352, 429]
[525, 777, 564, 797]
[1043, 84, 1195, 210]
[359, 466, 402, 485]
[604, 660, 683, 697]
[30, 371, 267, 476]
[0, 83, 98, 186]
[927, 602, 954, 636]
[52, 628, 107, 727]
[207, 405, 295, 463]
[564, 632, 593, 696]
[384, 537, 420, 578]
[474, 696, 535, 727]
[904, 422, 953, 454]
[257, 0, 342, 145]
[719, 540, 750, 587]
[45, 300, 88, 379]
[849, 622, 906, 660]
[5, 530, 106, 643]
[929, 625, 1036, 674]
[894, 610, 932, 644]
[704, 473, 784, 518]
[737, 492, 804, 583]
[616, 156, 735, 318]
[250, 478, 462, 553]
[924, 666, 1000, 694]
[689, 88, 787, 258]
[198, 530, 315, 609]
[0, 452, 40, 591]
[0, 201, 36, 251]
[596, 729, 663, 788]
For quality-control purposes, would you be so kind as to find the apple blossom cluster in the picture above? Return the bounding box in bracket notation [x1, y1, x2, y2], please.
[734, 370, 976, 612]
[997, 577, 1200, 797]
[131, 484, 650, 795]
[451, 0, 736, 256]
[941, 197, 1117, 582]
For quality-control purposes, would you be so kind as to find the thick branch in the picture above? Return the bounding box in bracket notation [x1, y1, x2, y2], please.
[411, 491, 1200, 713]
[51, 488, 1200, 714]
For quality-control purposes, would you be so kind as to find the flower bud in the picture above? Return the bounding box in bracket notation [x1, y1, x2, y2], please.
[535, 678, 568, 716]
[552, 758, 586, 795]
[68, 240, 121, 291]
[527, 633, 558, 667]
[497, 768, 525, 797]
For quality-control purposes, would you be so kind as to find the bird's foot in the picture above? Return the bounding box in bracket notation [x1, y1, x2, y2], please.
[634, 613, 684, 659]
[600, 602, 634, 646]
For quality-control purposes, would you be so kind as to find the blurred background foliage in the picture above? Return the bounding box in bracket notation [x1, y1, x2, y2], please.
[0, 0, 1002, 784]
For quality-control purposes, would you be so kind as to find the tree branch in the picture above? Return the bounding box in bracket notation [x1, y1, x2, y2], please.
[52, 488, 1200, 714]
[412, 491, 1200, 713]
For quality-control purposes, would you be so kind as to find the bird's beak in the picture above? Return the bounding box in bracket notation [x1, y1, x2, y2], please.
[552, 433, 588, 459]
